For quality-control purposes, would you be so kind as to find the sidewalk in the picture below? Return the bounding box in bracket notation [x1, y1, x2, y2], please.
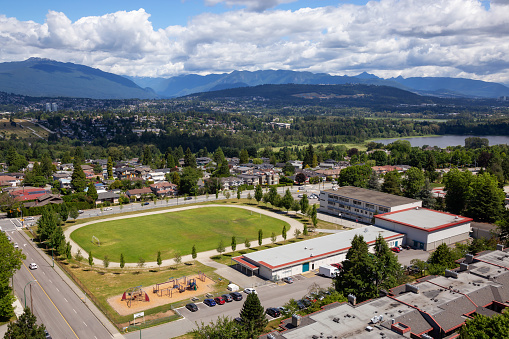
[64, 204, 303, 269]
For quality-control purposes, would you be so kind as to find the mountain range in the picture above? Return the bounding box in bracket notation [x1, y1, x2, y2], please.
[0, 58, 508, 100]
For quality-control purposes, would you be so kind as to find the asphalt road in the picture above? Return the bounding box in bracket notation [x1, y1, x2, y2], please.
[9, 229, 115, 339]
[125, 274, 334, 339]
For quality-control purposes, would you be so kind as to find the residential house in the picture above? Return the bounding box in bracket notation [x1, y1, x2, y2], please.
[96, 191, 120, 204]
[0, 175, 20, 187]
[150, 181, 178, 197]
[126, 187, 153, 200]
[24, 193, 63, 208]
[10, 187, 50, 202]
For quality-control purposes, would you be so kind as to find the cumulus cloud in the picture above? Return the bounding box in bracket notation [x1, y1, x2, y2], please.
[0, 0, 508, 83]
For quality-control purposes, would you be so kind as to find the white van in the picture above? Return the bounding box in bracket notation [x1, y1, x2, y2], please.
[227, 283, 239, 292]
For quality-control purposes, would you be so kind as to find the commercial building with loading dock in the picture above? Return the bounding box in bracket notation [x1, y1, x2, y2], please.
[232, 226, 404, 280]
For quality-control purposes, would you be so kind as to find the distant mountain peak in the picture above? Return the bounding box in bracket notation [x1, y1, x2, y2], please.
[354, 72, 379, 79]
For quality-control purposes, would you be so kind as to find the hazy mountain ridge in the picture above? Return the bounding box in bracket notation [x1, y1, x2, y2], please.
[129, 70, 509, 99]
[0, 58, 157, 99]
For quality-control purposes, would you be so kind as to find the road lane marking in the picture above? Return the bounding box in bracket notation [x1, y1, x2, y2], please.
[73, 309, 77, 313]
[56, 288, 59, 292]
[23, 264, 79, 338]
[64, 298, 68, 302]
[83, 321, 87, 327]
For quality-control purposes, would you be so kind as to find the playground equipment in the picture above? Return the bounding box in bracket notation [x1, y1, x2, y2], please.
[121, 286, 150, 308]
[188, 278, 197, 291]
[198, 271, 206, 282]
[152, 275, 199, 298]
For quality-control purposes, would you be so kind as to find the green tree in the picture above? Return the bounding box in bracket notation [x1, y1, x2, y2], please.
[415, 178, 436, 208]
[75, 249, 83, 264]
[4, 307, 46, 338]
[231, 236, 237, 252]
[303, 224, 309, 236]
[0, 232, 26, 320]
[157, 251, 162, 269]
[460, 311, 509, 339]
[311, 204, 318, 229]
[119, 253, 125, 269]
[59, 203, 68, 223]
[300, 194, 309, 215]
[258, 229, 263, 246]
[267, 186, 278, 206]
[239, 149, 249, 164]
[192, 245, 197, 260]
[71, 161, 87, 192]
[443, 168, 473, 215]
[36, 208, 58, 242]
[216, 240, 226, 255]
[381, 170, 402, 196]
[86, 182, 98, 203]
[184, 147, 197, 168]
[282, 162, 295, 176]
[88, 251, 93, 267]
[402, 167, 425, 198]
[239, 293, 268, 338]
[179, 167, 201, 195]
[271, 232, 277, 244]
[213, 147, 226, 166]
[303, 144, 316, 168]
[338, 164, 373, 188]
[367, 171, 381, 191]
[373, 235, 402, 292]
[103, 255, 110, 268]
[244, 238, 251, 249]
[190, 315, 245, 339]
[282, 225, 287, 243]
[467, 172, 505, 222]
[69, 206, 79, 222]
[237, 189, 241, 200]
[428, 243, 454, 269]
[281, 189, 294, 212]
[138, 257, 146, 268]
[335, 235, 377, 302]
[107, 156, 114, 179]
[254, 185, 263, 205]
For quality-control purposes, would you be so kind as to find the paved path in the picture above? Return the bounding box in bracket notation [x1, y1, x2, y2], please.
[64, 204, 303, 269]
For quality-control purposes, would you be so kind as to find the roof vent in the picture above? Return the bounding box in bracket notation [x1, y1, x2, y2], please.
[454, 216, 459, 220]
[415, 207, 419, 210]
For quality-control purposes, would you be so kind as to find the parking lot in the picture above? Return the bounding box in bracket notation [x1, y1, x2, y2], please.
[393, 247, 430, 266]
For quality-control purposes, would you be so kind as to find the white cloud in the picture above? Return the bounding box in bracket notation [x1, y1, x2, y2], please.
[0, 0, 508, 83]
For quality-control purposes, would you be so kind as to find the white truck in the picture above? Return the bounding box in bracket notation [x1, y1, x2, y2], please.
[319, 264, 340, 278]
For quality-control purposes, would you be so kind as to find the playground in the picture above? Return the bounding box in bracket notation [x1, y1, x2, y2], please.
[107, 273, 216, 316]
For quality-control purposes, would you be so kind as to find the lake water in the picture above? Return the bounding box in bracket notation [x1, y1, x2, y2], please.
[373, 135, 509, 148]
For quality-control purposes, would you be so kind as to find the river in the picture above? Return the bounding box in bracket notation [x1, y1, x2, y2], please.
[373, 135, 509, 148]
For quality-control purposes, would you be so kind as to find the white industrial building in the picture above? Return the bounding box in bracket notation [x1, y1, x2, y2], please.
[319, 186, 422, 224]
[233, 226, 404, 280]
[375, 207, 472, 250]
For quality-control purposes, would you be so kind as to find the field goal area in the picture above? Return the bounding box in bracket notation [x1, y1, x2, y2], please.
[92, 235, 101, 246]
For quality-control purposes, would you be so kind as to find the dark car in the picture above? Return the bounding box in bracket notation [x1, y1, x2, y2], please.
[401, 245, 411, 250]
[266, 307, 281, 318]
[185, 303, 198, 312]
[296, 300, 306, 309]
[214, 296, 226, 305]
[44, 330, 52, 339]
[142, 202, 149, 205]
[222, 294, 233, 302]
[230, 292, 243, 301]
[302, 298, 312, 307]
[185, 196, 193, 200]
[282, 277, 294, 284]
[203, 298, 217, 307]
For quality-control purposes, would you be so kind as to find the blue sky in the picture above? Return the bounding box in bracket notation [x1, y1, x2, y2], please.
[0, 0, 508, 84]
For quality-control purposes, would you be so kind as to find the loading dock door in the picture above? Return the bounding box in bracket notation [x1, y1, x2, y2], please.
[302, 262, 310, 272]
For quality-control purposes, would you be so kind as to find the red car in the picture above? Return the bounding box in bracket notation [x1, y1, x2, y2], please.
[331, 263, 343, 270]
[214, 296, 226, 305]
[391, 247, 401, 253]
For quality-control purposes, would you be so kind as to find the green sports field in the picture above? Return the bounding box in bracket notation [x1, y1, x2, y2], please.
[70, 207, 288, 263]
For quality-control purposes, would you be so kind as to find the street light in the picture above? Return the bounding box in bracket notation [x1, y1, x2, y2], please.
[129, 325, 141, 339]
[24, 280, 37, 308]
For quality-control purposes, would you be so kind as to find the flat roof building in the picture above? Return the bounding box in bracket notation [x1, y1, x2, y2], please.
[267, 248, 509, 339]
[233, 226, 404, 280]
[319, 186, 422, 224]
[375, 207, 472, 250]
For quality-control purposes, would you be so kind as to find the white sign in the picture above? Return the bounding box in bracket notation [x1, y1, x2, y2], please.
[133, 312, 144, 319]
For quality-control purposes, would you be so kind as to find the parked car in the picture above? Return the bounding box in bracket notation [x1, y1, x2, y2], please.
[29, 263, 38, 270]
[278, 306, 289, 314]
[391, 247, 401, 253]
[230, 292, 243, 301]
[14, 243, 18, 249]
[234, 317, 243, 324]
[331, 263, 343, 270]
[44, 330, 52, 339]
[214, 296, 226, 305]
[295, 300, 306, 309]
[244, 288, 257, 294]
[282, 277, 294, 284]
[142, 202, 149, 205]
[78, 210, 84, 214]
[185, 196, 193, 200]
[221, 294, 233, 302]
[302, 298, 312, 307]
[25, 217, 35, 221]
[7, 235, 11, 241]
[203, 298, 216, 307]
[401, 245, 411, 250]
[266, 307, 281, 318]
[104, 207, 113, 211]
[185, 303, 198, 312]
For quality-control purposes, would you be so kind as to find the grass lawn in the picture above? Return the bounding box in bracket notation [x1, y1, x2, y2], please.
[71, 206, 288, 263]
